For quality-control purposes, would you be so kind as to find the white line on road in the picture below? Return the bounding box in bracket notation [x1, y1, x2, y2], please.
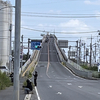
[24, 94, 31, 100]
[49, 85, 52, 88]
[35, 86, 41, 100]
[67, 83, 72, 85]
[78, 86, 83, 88]
[56, 92, 62, 95]
[98, 92, 100, 95]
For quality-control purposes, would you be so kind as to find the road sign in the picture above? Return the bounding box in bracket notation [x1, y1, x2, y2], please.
[31, 41, 41, 50]
[58, 40, 68, 48]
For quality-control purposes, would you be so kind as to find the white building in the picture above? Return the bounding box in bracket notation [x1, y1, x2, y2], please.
[0, 0, 12, 71]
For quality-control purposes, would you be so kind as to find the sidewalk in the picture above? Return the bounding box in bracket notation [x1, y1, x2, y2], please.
[0, 77, 38, 100]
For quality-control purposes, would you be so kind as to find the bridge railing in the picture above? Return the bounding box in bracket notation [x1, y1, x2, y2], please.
[54, 38, 64, 62]
[68, 59, 87, 71]
[19, 50, 40, 76]
[54, 35, 99, 79]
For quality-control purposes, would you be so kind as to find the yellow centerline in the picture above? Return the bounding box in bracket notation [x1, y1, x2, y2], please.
[46, 39, 50, 78]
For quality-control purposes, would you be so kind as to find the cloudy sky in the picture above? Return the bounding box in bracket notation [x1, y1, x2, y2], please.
[5, 0, 100, 56]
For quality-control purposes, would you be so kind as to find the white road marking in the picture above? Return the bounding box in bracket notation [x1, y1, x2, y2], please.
[35, 87, 41, 100]
[78, 86, 83, 88]
[56, 92, 62, 95]
[67, 83, 72, 85]
[24, 94, 31, 100]
[98, 92, 100, 95]
[49, 85, 52, 88]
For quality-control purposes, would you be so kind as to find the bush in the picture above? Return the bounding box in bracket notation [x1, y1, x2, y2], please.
[99, 73, 100, 78]
[0, 71, 12, 90]
[81, 65, 98, 71]
[62, 62, 66, 66]
[28, 71, 32, 78]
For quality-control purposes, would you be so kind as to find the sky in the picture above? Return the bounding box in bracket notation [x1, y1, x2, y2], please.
[4, 0, 100, 62]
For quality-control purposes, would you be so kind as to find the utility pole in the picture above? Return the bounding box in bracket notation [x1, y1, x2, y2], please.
[87, 35, 93, 67]
[14, 0, 21, 100]
[28, 38, 30, 59]
[68, 46, 71, 59]
[86, 48, 89, 65]
[76, 40, 78, 64]
[79, 39, 81, 65]
[94, 43, 97, 62]
[76, 40, 78, 56]
[21, 35, 23, 72]
[90, 43, 92, 67]
[90, 35, 93, 67]
[84, 43, 86, 64]
[9, 24, 12, 73]
[97, 31, 100, 64]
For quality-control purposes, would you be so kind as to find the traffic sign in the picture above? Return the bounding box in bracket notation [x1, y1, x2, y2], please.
[31, 41, 41, 50]
[58, 40, 68, 48]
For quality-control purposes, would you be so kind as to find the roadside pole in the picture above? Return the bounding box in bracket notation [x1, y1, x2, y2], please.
[13, 0, 21, 100]
[9, 24, 12, 73]
[21, 35, 23, 72]
[28, 38, 30, 59]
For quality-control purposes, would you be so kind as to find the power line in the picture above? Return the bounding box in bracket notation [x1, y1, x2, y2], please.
[21, 0, 82, 6]
[10, 11, 100, 18]
[20, 14, 100, 18]
[21, 26, 97, 34]
[20, 12, 100, 16]
[21, 25, 91, 29]
[11, 10, 99, 16]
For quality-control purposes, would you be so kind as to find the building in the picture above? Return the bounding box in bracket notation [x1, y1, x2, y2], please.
[0, 0, 12, 72]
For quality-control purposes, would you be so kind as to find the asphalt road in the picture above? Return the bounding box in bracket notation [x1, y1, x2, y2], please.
[34, 37, 100, 100]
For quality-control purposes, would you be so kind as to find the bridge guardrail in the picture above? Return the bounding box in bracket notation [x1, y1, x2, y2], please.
[67, 59, 100, 79]
[66, 59, 92, 79]
[19, 50, 40, 76]
[55, 37, 99, 79]
[68, 59, 87, 71]
[54, 38, 64, 62]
